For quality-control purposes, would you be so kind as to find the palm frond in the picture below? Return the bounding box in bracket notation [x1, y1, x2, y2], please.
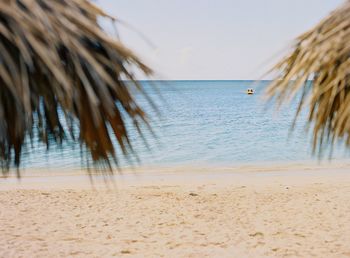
[0, 0, 154, 174]
[266, 0, 350, 156]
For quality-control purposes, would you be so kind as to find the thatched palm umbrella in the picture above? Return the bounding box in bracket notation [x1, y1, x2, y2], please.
[266, 0, 350, 156]
[0, 0, 154, 174]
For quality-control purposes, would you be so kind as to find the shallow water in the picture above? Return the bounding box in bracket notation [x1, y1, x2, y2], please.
[21, 80, 350, 169]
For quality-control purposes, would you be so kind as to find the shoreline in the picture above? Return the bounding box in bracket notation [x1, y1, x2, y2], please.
[1, 161, 350, 190]
[3, 159, 350, 176]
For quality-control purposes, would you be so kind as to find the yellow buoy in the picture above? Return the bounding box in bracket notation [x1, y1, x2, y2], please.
[246, 88, 254, 95]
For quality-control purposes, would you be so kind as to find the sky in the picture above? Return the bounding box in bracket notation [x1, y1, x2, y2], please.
[96, 0, 344, 80]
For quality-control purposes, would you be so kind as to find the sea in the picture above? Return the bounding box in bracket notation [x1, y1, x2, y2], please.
[21, 80, 350, 169]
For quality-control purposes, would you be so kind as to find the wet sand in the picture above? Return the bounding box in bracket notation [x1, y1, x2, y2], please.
[1, 164, 350, 257]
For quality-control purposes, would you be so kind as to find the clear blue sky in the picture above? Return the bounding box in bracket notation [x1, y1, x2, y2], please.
[97, 0, 344, 80]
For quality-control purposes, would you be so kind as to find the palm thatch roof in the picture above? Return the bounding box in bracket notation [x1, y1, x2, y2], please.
[0, 0, 154, 174]
[266, 0, 350, 156]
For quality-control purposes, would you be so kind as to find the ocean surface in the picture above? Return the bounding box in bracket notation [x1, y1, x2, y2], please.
[22, 80, 350, 169]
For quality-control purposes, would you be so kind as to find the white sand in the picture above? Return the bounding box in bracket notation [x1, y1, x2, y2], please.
[1, 163, 350, 257]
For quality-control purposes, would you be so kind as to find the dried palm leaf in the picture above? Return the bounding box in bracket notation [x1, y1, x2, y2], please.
[0, 0, 154, 174]
[266, 0, 350, 156]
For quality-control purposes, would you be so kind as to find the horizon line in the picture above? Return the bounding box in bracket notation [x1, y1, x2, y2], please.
[124, 79, 314, 82]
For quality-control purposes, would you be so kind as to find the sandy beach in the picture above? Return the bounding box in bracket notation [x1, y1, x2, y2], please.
[1, 163, 350, 257]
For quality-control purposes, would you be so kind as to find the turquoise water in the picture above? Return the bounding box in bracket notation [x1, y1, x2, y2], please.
[22, 80, 350, 169]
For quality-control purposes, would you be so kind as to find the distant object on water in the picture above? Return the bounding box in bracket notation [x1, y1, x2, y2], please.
[246, 88, 254, 95]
